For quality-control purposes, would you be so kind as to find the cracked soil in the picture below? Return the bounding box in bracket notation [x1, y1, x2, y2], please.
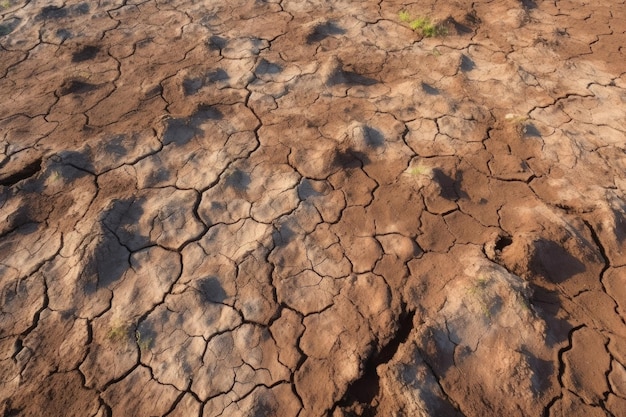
[1, 0, 626, 416]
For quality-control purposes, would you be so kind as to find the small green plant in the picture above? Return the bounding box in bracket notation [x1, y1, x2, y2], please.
[49, 169, 61, 182]
[0, 1, 10, 9]
[467, 276, 494, 319]
[107, 323, 129, 342]
[407, 165, 429, 176]
[505, 113, 532, 136]
[515, 291, 532, 313]
[399, 11, 447, 37]
[398, 10, 411, 23]
[135, 330, 153, 352]
[409, 17, 429, 31]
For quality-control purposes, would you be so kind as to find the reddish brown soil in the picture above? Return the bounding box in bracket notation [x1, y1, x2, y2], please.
[1, 0, 626, 416]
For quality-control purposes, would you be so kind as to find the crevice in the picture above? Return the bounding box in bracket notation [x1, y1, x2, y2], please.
[0, 157, 42, 186]
[582, 220, 625, 326]
[557, 324, 585, 386]
[419, 353, 467, 416]
[494, 234, 512, 252]
[97, 397, 113, 417]
[162, 390, 187, 416]
[542, 394, 562, 417]
[335, 309, 415, 413]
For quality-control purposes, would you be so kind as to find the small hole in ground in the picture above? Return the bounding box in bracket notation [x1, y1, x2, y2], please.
[495, 235, 513, 252]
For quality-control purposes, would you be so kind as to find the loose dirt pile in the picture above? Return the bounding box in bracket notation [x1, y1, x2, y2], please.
[1, 0, 625, 416]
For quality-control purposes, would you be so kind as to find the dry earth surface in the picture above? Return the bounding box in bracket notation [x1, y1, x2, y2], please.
[1, 0, 626, 416]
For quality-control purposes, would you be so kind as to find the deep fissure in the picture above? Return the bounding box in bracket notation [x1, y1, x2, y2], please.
[336, 309, 416, 410]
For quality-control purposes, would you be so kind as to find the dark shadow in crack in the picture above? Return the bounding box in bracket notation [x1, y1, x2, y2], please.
[17, 150, 94, 194]
[183, 70, 229, 95]
[446, 17, 474, 35]
[102, 134, 130, 159]
[191, 104, 224, 124]
[163, 118, 200, 146]
[58, 150, 96, 176]
[251, 401, 272, 417]
[56, 28, 71, 42]
[520, 0, 538, 9]
[142, 157, 171, 186]
[338, 311, 413, 406]
[528, 284, 573, 348]
[255, 59, 282, 76]
[425, 321, 460, 375]
[297, 178, 323, 200]
[327, 70, 378, 87]
[58, 79, 100, 96]
[0, 400, 22, 417]
[208, 35, 228, 50]
[431, 169, 468, 201]
[224, 169, 251, 190]
[195, 276, 228, 303]
[306, 21, 346, 44]
[207, 68, 229, 83]
[465, 10, 481, 25]
[79, 198, 139, 294]
[421, 82, 440, 95]
[530, 239, 586, 284]
[272, 223, 295, 247]
[37, 6, 68, 20]
[523, 123, 541, 137]
[37, 3, 89, 20]
[101, 197, 148, 253]
[183, 77, 203, 96]
[460, 54, 475, 72]
[0, 152, 95, 240]
[525, 350, 555, 394]
[362, 126, 385, 148]
[0, 218, 39, 242]
[494, 235, 513, 253]
[0, 158, 42, 187]
[612, 206, 626, 244]
[525, 238, 585, 347]
[82, 227, 130, 293]
[72, 3, 90, 15]
[72, 45, 100, 62]
[333, 148, 370, 169]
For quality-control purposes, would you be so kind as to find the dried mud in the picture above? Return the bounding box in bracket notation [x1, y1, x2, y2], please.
[1, 0, 625, 416]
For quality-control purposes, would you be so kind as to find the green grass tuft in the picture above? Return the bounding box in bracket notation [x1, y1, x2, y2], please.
[398, 10, 411, 23]
[107, 323, 129, 342]
[400, 11, 447, 38]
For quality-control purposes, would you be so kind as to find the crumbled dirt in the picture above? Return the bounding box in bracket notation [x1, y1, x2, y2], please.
[1, 0, 625, 416]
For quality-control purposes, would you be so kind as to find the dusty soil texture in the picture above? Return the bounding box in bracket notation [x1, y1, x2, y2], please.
[1, 0, 626, 416]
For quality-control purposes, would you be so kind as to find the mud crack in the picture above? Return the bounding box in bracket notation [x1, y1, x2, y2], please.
[334, 309, 416, 414]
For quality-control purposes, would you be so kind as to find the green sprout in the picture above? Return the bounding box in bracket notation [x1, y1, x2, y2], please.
[107, 323, 129, 342]
[409, 17, 429, 31]
[408, 165, 429, 176]
[467, 276, 494, 319]
[135, 330, 153, 352]
[398, 10, 411, 23]
[399, 11, 448, 38]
